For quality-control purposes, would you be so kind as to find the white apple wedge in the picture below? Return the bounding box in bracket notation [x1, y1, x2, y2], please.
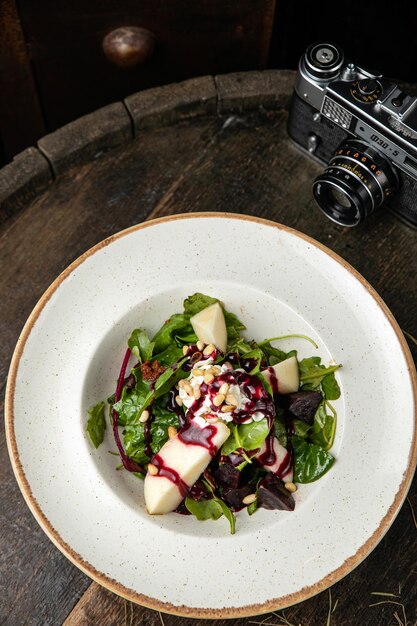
[257, 437, 293, 482]
[144, 420, 230, 515]
[190, 302, 227, 352]
[261, 355, 299, 394]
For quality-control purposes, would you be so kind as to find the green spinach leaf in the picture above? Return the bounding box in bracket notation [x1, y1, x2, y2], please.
[185, 497, 223, 521]
[299, 357, 340, 387]
[152, 314, 192, 354]
[292, 436, 335, 483]
[123, 401, 180, 465]
[183, 292, 245, 347]
[321, 372, 341, 400]
[183, 293, 217, 316]
[260, 342, 296, 366]
[128, 328, 154, 363]
[151, 343, 184, 367]
[221, 418, 269, 457]
[86, 401, 106, 448]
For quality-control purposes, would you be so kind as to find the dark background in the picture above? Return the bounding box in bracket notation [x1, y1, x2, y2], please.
[1, 0, 416, 165]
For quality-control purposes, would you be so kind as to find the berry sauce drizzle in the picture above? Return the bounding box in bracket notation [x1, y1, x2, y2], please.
[178, 420, 219, 457]
[267, 366, 279, 394]
[152, 454, 189, 498]
[143, 408, 154, 458]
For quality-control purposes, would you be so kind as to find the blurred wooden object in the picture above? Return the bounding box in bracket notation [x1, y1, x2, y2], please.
[0, 0, 276, 160]
[0, 0, 46, 157]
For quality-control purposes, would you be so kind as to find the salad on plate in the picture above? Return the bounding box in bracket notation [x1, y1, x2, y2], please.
[87, 293, 341, 533]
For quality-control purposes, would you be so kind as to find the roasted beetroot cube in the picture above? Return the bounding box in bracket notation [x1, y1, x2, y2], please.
[214, 463, 241, 489]
[284, 390, 322, 425]
[257, 473, 295, 511]
[222, 485, 254, 510]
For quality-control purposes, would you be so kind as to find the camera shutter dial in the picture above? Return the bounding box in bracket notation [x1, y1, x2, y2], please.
[304, 43, 344, 80]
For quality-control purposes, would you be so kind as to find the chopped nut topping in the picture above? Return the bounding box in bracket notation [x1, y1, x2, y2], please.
[242, 493, 256, 505]
[219, 382, 229, 395]
[284, 482, 297, 493]
[168, 426, 177, 439]
[190, 351, 203, 364]
[139, 410, 150, 423]
[147, 463, 158, 476]
[225, 394, 238, 406]
[213, 393, 225, 407]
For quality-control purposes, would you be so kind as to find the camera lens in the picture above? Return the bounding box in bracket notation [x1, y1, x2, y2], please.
[312, 140, 398, 227]
[304, 43, 344, 80]
[329, 187, 352, 208]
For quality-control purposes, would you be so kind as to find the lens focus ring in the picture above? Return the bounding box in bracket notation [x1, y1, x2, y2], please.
[312, 140, 398, 227]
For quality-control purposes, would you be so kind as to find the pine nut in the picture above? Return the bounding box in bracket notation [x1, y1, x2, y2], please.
[193, 386, 201, 400]
[168, 426, 177, 439]
[178, 379, 185, 388]
[219, 383, 229, 395]
[213, 393, 225, 407]
[184, 382, 193, 395]
[205, 415, 218, 423]
[196, 340, 205, 351]
[147, 463, 158, 475]
[192, 368, 203, 377]
[284, 482, 297, 493]
[204, 373, 214, 384]
[190, 351, 202, 364]
[139, 410, 150, 423]
[203, 343, 215, 355]
[221, 405, 234, 413]
[242, 493, 256, 505]
[182, 345, 189, 355]
[175, 395, 183, 406]
[212, 366, 221, 375]
[226, 394, 238, 406]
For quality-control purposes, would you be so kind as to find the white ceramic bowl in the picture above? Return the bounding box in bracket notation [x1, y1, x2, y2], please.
[6, 214, 416, 618]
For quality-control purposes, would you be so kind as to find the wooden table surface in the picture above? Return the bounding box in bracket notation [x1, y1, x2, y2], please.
[1, 71, 416, 626]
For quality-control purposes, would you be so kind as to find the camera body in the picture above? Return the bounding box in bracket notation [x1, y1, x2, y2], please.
[287, 43, 417, 227]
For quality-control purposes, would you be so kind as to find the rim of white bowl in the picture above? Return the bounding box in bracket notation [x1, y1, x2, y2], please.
[5, 212, 417, 618]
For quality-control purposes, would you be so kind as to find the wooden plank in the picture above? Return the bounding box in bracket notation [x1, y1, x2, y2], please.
[0, 147, 52, 222]
[0, 0, 45, 158]
[125, 76, 217, 133]
[62, 583, 248, 626]
[38, 103, 133, 176]
[215, 69, 294, 112]
[0, 396, 91, 626]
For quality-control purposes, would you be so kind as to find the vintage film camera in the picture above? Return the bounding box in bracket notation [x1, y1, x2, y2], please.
[287, 42, 417, 227]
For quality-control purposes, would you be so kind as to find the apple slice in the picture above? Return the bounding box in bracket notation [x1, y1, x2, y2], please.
[261, 356, 299, 394]
[257, 437, 293, 482]
[144, 420, 230, 514]
[190, 302, 227, 352]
